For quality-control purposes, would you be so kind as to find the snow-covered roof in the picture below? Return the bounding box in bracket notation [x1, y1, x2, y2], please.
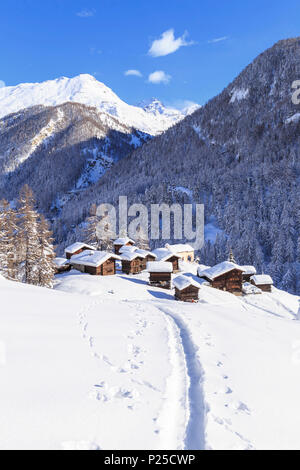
[242, 282, 262, 295]
[173, 275, 201, 291]
[197, 265, 211, 276]
[69, 250, 120, 267]
[113, 237, 135, 246]
[135, 249, 157, 259]
[121, 251, 145, 261]
[54, 257, 69, 267]
[65, 242, 95, 254]
[152, 248, 181, 262]
[165, 243, 194, 253]
[250, 274, 273, 285]
[198, 261, 245, 281]
[240, 265, 257, 275]
[147, 261, 173, 273]
[119, 245, 137, 254]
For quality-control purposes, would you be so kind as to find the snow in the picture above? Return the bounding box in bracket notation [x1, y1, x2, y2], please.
[285, 113, 300, 124]
[53, 257, 69, 267]
[173, 275, 201, 291]
[230, 88, 249, 103]
[113, 237, 134, 246]
[165, 243, 194, 254]
[119, 245, 137, 254]
[242, 282, 262, 295]
[204, 221, 224, 243]
[147, 261, 173, 273]
[120, 246, 157, 259]
[0, 75, 191, 136]
[135, 249, 157, 259]
[65, 242, 95, 254]
[120, 252, 145, 261]
[240, 265, 256, 275]
[198, 261, 245, 280]
[1, 266, 300, 450]
[69, 250, 120, 267]
[152, 248, 181, 262]
[250, 274, 273, 285]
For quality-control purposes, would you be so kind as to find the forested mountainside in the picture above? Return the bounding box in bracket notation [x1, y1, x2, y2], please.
[0, 102, 150, 209]
[57, 38, 300, 294]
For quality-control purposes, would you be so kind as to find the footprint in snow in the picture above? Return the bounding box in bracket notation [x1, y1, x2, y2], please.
[100, 354, 114, 367]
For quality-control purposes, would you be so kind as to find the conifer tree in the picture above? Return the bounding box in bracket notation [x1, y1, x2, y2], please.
[84, 204, 101, 249]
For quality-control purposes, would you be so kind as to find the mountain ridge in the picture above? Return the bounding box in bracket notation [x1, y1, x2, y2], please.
[0, 74, 197, 135]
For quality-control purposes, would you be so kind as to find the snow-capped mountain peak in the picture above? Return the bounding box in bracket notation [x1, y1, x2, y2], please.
[0, 75, 197, 135]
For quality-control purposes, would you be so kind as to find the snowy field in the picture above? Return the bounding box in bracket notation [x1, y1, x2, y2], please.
[0, 266, 299, 450]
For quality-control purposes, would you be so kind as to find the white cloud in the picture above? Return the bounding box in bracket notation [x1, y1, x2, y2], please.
[124, 69, 143, 77]
[208, 36, 229, 44]
[0, 80, 5, 88]
[148, 71, 171, 85]
[169, 99, 200, 113]
[148, 29, 195, 57]
[76, 9, 95, 18]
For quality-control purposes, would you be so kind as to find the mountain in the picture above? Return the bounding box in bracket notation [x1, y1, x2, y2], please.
[56, 38, 300, 293]
[0, 74, 192, 135]
[0, 101, 150, 212]
[139, 97, 199, 118]
[0, 39, 299, 294]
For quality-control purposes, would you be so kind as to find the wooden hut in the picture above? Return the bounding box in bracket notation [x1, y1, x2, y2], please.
[240, 265, 257, 283]
[173, 275, 201, 302]
[165, 243, 195, 262]
[65, 242, 95, 260]
[152, 248, 180, 273]
[68, 250, 120, 275]
[197, 261, 244, 295]
[120, 246, 157, 271]
[113, 237, 135, 255]
[147, 261, 173, 289]
[53, 257, 71, 274]
[121, 252, 145, 275]
[135, 249, 157, 270]
[250, 274, 273, 293]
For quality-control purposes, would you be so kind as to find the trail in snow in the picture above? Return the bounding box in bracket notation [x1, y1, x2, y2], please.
[156, 304, 206, 450]
[154, 314, 189, 449]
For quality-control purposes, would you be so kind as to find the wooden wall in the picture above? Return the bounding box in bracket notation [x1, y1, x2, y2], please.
[122, 258, 142, 274]
[66, 247, 90, 260]
[211, 269, 243, 294]
[149, 272, 171, 289]
[251, 282, 272, 292]
[175, 285, 199, 302]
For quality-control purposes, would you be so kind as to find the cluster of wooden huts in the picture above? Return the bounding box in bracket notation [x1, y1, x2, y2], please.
[54, 240, 273, 303]
[197, 262, 273, 294]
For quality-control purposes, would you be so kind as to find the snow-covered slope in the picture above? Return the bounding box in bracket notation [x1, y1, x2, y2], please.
[0, 75, 195, 135]
[1, 266, 299, 450]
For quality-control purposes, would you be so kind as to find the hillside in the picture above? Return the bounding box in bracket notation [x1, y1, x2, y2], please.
[59, 38, 300, 294]
[0, 269, 299, 450]
[0, 102, 150, 212]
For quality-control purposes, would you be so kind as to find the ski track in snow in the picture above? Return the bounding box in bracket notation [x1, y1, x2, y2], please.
[155, 304, 206, 450]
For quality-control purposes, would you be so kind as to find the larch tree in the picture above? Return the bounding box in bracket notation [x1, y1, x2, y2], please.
[84, 204, 101, 249]
[0, 199, 18, 280]
[37, 215, 56, 287]
[17, 185, 41, 285]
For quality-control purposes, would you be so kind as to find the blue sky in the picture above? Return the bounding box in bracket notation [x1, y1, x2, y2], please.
[1, 0, 300, 108]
